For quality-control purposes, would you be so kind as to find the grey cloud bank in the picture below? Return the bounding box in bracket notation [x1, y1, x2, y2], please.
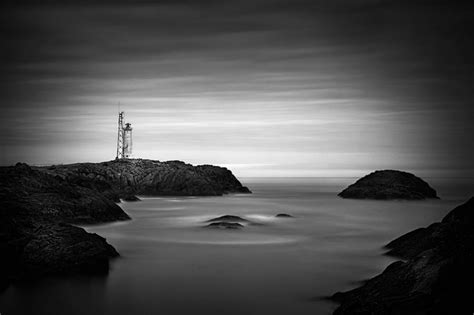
[1, 0, 473, 177]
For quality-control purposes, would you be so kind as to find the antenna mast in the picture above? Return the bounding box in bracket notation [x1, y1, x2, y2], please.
[116, 106, 124, 160]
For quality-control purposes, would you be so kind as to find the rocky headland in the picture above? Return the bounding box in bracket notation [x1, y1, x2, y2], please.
[40, 158, 251, 199]
[0, 159, 250, 290]
[338, 170, 439, 200]
[332, 197, 474, 314]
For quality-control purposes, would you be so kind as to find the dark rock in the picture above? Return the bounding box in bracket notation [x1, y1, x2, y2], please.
[338, 170, 439, 200]
[205, 222, 244, 229]
[206, 215, 249, 223]
[276, 213, 294, 218]
[331, 197, 474, 314]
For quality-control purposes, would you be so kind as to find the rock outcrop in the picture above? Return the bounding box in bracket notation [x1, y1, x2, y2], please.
[332, 197, 474, 314]
[338, 170, 439, 200]
[275, 213, 293, 218]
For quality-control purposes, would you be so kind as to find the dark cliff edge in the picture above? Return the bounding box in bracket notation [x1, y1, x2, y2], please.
[0, 159, 250, 291]
[331, 197, 474, 314]
[338, 170, 439, 200]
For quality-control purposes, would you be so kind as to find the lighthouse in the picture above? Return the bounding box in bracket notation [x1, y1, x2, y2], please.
[123, 122, 133, 158]
[116, 111, 133, 159]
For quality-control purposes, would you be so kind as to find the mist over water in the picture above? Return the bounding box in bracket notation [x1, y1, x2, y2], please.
[0, 178, 471, 315]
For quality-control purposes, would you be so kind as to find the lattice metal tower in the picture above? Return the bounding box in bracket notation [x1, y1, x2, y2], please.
[116, 111, 125, 159]
[116, 111, 133, 159]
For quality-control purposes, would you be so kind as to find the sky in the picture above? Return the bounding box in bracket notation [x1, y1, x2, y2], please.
[1, 0, 473, 177]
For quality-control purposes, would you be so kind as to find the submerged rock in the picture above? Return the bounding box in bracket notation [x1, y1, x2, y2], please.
[206, 215, 249, 223]
[276, 213, 294, 218]
[205, 222, 244, 229]
[338, 170, 439, 200]
[331, 197, 474, 314]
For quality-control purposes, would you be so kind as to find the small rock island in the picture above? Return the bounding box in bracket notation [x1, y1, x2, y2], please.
[338, 170, 439, 200]
[0, 159, 251, 290]
[205, 215, 249, 229]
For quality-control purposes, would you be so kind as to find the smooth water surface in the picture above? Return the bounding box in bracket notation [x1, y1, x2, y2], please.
[1, 177, 472, 315]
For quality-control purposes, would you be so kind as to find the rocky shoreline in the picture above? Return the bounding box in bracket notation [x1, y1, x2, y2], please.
[0, 159, 251, 291]
[332, 197, 474, 314]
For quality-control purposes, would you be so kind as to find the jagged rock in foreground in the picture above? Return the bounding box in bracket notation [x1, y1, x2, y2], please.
[40, 159, 251, 199]
[338, 170, 439, 200]
[332, 197, 474, 314]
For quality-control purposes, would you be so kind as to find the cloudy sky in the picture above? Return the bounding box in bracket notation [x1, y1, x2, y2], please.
[1, 0, 473, 177]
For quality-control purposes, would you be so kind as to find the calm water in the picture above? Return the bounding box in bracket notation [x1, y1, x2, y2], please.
[1, 177, 472, 315]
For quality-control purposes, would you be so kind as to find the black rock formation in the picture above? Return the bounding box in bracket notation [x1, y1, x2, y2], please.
[332, 197, 474, 314]
[338, 170, 439, 200]
[276, 213, 294, 218]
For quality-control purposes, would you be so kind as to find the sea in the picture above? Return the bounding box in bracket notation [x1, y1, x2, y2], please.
[1, 177, 472, 315]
